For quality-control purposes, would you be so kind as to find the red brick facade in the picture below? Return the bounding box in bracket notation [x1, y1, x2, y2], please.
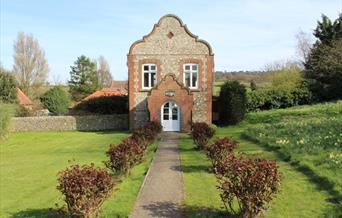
[127, 14, 214, 131]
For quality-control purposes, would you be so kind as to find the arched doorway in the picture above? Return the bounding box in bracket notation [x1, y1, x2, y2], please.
[161, 101, 180, 131]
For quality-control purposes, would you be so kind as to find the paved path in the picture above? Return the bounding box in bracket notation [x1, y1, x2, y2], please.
[129, 132, 184, 218]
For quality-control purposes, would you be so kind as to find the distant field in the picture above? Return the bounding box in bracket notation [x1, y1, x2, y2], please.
[213, 71, 270, 96]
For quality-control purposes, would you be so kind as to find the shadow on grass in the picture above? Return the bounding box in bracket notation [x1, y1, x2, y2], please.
[171, 165, 209, 173]
[241, 133, 342, 205]
[91, 130, 131, 135]
[141, 201, 230, 218]
[10, 208, 68, 218]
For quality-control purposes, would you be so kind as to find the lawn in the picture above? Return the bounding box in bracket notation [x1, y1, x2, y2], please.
[180, 101, 341, 217]
[0, 131, 157, 218]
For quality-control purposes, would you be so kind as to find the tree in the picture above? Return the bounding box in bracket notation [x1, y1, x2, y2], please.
[266, 62, 302, 93]
[219, 80, 247, 125]
[314, 14, 342, 45]
[68, 55, 99, 101]
[97, 56, 113, 88]
[295, 30, 312, 63]
[304, 14, 342, 101]
[0, 65, 17, 103]
[40, 86, 70, 115]
[305, 39, 342, 100]
[13, 32, 49, 94]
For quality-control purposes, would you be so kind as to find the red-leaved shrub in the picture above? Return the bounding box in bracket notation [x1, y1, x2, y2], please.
[131, 127, 154, 148]
[105, 121, 161, 176]
[191, 122, 215, 149]
[57, 163, 113, 218]
[145, 120, 162, 135]
[105, 139, 141, 175]
[206, 137, 239, 173]
[216, 153, 281, 217]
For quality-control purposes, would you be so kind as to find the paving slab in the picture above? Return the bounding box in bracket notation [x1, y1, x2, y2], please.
[129, 132, 184, 218]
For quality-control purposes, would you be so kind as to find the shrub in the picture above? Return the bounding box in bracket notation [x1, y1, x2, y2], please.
[105, 121, 161, 176]
[0, 70, 17, 103]
[292, 80, 314, 105]
[40, 86, 70, 115]
[132, 124, 158, 147]
[206, 137, 239, 173]
[73, 95, 128, 115]
[14, 105, 34, 117]
[0, 103, 14, 140]
[216, 153, 281, 217]
[191, 122, 215, 150]
[145, 120, 162, 135]
[105, 139, 140, 175]
[250, 80, 257, 91]
[219, 80, 247, 125]
[57, 163, 114, 218]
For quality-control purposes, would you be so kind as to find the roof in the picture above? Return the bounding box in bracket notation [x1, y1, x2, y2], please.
[82, 88, 128, 101]
[17, 88, 33, 106]
[110, 80, 128, 89]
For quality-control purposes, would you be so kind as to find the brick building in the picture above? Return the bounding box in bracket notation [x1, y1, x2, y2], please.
[128, 14, 214, 131]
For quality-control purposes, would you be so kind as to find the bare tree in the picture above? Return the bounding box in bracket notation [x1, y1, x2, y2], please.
[13, 32, 49, 94]
[97, 55, 113, 88]
[295, 30, 313, 63]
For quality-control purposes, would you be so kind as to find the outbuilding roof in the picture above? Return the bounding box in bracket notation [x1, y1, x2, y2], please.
[17, 88, 33, 106]
[82, 88, 128, 101]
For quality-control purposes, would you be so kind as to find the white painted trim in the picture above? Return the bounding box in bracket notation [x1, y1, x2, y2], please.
[183, 63, 198, 89]
[161, 101, 180, 131]
[142, 64, 157, 89]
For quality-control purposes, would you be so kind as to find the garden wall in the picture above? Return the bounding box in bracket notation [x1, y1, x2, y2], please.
[11, 114, 128, 132]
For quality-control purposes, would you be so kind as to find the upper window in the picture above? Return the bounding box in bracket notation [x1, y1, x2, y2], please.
[142, 64, 157, 89]
[183, 64, 198, 89]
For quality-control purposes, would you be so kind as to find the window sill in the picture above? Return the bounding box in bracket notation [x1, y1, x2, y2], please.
[140, 88, 153, 92]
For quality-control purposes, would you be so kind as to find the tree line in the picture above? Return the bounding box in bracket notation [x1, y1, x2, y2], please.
[1, 32, 113, 102]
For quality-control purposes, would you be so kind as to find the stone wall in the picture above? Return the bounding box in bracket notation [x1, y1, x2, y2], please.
[11, 114, 128, 132]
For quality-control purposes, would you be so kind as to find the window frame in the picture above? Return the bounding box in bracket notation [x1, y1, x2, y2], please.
[183, 63, 199, 89]
[142, 64, 157, 89]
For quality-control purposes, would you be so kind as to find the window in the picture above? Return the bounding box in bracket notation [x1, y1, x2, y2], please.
[183, 64, 198, 89]
[142, 64, 157, 89]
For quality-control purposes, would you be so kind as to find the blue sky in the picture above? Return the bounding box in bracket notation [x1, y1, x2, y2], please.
[1, 0, 341, 84]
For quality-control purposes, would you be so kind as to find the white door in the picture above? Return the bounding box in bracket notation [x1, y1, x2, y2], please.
[161, 101, 180, 131]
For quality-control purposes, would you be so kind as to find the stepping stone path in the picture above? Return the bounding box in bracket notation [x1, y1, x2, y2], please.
[129, 132, 184, 218]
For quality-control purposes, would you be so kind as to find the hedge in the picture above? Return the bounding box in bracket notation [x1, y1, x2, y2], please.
[0, 103, 14, 140]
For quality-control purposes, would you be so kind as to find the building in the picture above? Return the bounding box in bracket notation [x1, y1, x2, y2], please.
[82, 87, 127, 102]
[17, 88, 33, 110]
[128, 14, 214, 132]
[110, 80, 128, 90]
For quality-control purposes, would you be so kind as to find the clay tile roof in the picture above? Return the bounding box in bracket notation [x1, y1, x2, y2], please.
[82, 88, 128, 101]
[110, 80, 128, 89]
[17, 88, 33, 106]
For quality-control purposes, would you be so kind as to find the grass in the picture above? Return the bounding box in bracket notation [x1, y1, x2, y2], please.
[180, 101, 342, 217]
[0, 131, 158, 218]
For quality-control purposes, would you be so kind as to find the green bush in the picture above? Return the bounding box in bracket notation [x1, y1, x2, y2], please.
[0, 103, 14, 140]
[73, 95, 128, 115]
[0, 70, 17, 103]
[14, 105, 34, 117]
[40, 86, 70, 115]
[219, 80, 247, 125]
[246, 80, 313, 112]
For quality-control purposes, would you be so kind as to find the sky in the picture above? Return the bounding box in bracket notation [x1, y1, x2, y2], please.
[1, 0, 341, 84]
